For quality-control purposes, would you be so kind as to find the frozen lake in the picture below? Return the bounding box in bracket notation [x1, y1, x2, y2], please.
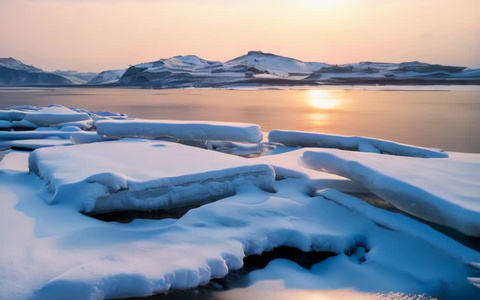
[0, 86, 479, 152]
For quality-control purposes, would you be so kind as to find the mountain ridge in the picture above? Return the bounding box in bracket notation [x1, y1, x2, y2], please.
[1, 52, 479, 87]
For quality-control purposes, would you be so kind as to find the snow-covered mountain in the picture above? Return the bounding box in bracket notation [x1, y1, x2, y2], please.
[0, 57, 42, 72]
[52, 70, 98, 85]
[88, 69, 126, 85]
[117, 52, 479, 88]
[223, 51, 329, 76]
[0, 58, 74, 85]
[1, 53, 479, 87]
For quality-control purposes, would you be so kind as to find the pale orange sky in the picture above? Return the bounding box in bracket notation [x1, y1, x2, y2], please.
[0, 0, 479, 72]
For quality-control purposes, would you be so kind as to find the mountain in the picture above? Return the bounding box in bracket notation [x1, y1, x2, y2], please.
[88, 69, 126, 85]
[116, 51, 479, 88]
[0, 58, 73, 85]
[52, 70, 98, 84]
[223, 51, 329, 76]
[0, 57, 41, 72]
[1, 53, 479, 87]
[117, 52, 333, 88]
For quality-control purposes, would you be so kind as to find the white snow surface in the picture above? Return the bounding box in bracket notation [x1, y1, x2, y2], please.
[1, 160, 479, 300]
[301, 149, 480, 236]
[28, 140, 275, 213]
[96, 119, 263, 143]
[269, 130, 448, 158]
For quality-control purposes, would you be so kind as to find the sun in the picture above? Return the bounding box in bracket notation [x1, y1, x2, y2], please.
[307, 0, 349, 10]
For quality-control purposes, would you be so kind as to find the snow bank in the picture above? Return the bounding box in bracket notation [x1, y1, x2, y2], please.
[269, 130, 448, 158]
[2, 170, 478, 300]
[0, 105, 92, 128]
[96, 119, 263, 143]
[301, 149, 480, 236]
[29, 140, 275, 212]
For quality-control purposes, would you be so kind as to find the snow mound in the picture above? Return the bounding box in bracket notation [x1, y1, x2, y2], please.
[301, 149, 480, 236]
[269, 130, 448, 158]
[0, 105, 92, 128]
[97, 119, 263, 143]
[28, 140, 275, 213]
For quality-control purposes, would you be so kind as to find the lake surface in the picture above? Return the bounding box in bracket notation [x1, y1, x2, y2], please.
[0, 86, 479, 152]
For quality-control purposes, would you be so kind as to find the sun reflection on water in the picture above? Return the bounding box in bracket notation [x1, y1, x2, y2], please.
[307, 90, 342, 127]
[308, 90, 342, 110]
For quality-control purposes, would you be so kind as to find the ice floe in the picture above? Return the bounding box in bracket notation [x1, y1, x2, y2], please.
[0, 105, 92, 128]
[269, 130, 448, 158]
[96, 119, 263, 143]
[29, 139, 275, 213]
[301, 149, 480, 236]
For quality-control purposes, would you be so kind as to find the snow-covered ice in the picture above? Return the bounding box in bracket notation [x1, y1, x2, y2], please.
[0, 105, 92, 128]
[29, 139, 275, 213]
[96, 119, 263, 143]
[269, 130, 448, 158]
[301, 149, 480, 236]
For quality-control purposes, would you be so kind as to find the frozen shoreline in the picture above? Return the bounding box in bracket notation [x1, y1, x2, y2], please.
[1, 105, 479, 300]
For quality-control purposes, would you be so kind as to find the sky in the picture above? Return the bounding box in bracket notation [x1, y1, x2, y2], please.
[0, 0, 479, 72]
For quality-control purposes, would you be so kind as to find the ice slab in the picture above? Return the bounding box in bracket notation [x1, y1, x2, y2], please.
[269, 130, 448, 158]
[96, 119, 263, 143]
[0, 105, 92, 128]
[301, 149, 480, 236]
[0, 139, 72, 150]
[29, 140, 275, 212]
[0, 127, 82, 141]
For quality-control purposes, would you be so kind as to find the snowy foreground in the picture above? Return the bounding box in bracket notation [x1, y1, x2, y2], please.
[0, 105, 479, 300]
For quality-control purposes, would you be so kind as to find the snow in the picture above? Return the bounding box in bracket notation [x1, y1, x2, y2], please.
[269, 130, 448, 158]
[97, 119, 263, 143]
[1, 166, 478, 299]
[301, 149, 480, 236]
[1, 105, 479, 300]
[28, 139, 275, 213]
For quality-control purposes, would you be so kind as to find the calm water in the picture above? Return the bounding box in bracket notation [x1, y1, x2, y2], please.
[0, 86, 479, 152]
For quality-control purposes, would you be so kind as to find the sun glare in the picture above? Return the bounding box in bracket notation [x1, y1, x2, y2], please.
[308, 90, 341, 110]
